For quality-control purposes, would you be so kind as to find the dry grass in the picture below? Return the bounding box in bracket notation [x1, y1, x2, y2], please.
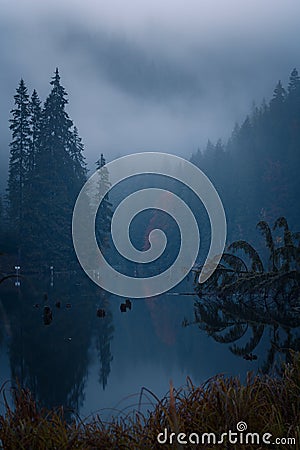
[0, 353, 299, 449]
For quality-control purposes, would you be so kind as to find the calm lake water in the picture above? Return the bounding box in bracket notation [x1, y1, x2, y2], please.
[0, 272, 278, 420]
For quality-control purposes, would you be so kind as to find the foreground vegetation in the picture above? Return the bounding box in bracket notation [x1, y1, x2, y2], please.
[0, 352, 299, 449]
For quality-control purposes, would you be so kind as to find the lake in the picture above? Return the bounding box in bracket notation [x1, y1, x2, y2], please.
[0, 271, 285, 421]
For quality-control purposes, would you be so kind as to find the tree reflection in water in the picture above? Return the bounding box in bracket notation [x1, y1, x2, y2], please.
[188, 217, 300, 373]
[95, 290, 114, 390]
[0, 273, 114, 415]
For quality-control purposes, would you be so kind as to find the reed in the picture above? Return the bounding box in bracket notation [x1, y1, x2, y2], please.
[0, 352, 299, 449]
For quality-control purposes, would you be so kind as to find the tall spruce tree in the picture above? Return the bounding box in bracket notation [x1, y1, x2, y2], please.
[20, 90, 42, 259]
[69, 126, 87, 190]
[29, 69, 82, 267]
[287, 68, 300, 117]
[29, 89, 42, 173]
[8, 79, 31, 239]
[288, 68, 300, 95]
[270, 81, 286, 109]
[94, 154, 113, 251]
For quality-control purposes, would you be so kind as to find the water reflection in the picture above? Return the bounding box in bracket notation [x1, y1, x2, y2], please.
[188, 221, 300, 374]
[187, 293, 300, 374]
[1, 269, 298, 419]
[0, 273, 113, 414]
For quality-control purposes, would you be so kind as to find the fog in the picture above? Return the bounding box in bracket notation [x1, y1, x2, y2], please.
[1, 0, 300, 187]
[1, 0, 300, 423]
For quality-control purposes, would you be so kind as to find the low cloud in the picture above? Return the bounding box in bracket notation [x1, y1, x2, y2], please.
[1, 0, 300, 188]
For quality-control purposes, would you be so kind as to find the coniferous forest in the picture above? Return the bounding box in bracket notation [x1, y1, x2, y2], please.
[191, 68, 300, 240]
[1, 67, 300, 271]
[1, 69, 112, 271]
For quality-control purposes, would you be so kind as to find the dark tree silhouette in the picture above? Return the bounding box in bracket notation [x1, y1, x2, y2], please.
[21, 69, 87, 268]
[94, 154, 113, 252]
[8, 79, 31, 240]
[189, 217, 300, 372]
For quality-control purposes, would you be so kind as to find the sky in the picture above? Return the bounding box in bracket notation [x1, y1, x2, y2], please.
[1, 0, 300, 187]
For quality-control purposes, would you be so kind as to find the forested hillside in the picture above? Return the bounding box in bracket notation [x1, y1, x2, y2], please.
[191, 68, 300, 241]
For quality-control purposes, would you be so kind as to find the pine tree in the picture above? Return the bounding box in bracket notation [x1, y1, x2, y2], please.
[29, 69, 79, 267]
[287, 68, 300, 122]
[8, 79, 31, 237]
[288, 68, 300, 95]
[270, 80, 286, 109]
[29, 89, 42, 173]
[94, 154, 113, 250]
[38, 68, 73, 167]
[69, 126, 87, 190]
